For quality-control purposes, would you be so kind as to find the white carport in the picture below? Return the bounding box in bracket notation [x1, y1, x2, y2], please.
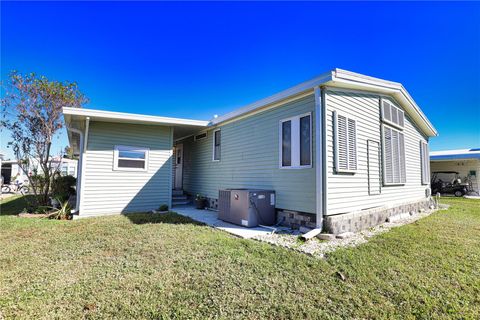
[430, 149, 480, 195]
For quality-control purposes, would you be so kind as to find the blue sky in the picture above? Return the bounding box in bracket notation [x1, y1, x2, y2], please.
[1, 1, 479, 158]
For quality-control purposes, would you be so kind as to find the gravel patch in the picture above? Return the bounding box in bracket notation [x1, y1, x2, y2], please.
[253, 208, 438, 258]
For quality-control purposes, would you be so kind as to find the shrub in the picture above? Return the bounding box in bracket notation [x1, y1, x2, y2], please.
[49, 200, 71, 220]
[158, 204, 169, 212]
[51, 175, 76, 202]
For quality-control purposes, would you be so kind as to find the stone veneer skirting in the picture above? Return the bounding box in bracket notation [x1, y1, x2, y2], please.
[324, 199, 432, 235]
[277, 210, 317, 229]
[194, 195, 431, 235]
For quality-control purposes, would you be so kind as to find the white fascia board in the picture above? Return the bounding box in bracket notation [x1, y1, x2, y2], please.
[330, 69, 438, 137]
[62, 107, 210, 127]
[211, 68, 437, 138]
[430, 149, 480, 156]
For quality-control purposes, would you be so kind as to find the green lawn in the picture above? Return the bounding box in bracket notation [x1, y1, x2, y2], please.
[0, 197, 479, 319]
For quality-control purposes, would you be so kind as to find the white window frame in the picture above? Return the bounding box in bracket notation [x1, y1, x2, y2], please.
[420, 141, 430, 185]
[381, 124, 406, 185]
[113, 145, 149, 172]
[194, 131, 207, 141]
[381, 99, 405, 130]
[279, 112, 312, 169]
[333, 111, 358, 173]
[212, 129, 221, 162]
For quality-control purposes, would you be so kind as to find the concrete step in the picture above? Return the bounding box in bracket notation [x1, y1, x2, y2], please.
[172, 199, 191, 206]
[172, 195, 188, 200]
[172, 190, 184, 196]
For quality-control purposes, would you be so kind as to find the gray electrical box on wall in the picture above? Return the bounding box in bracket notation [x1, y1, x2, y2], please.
[218, 189, 276, 227]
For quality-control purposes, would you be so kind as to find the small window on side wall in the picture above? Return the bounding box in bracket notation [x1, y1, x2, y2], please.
[279, 113, 311, 169]
[333, 111, 357, 173]
[114, 145, 149, 171]
[213, 129, 221, 161]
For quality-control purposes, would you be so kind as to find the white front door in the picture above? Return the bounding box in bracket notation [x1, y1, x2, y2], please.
[174, 144, 183, 190]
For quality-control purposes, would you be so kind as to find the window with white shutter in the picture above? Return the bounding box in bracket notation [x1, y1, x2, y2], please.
[334, 111, 357, 173]
[420, 141, 430, 184]
[382, 125, 406, 184]
[381, 99, 405, 129]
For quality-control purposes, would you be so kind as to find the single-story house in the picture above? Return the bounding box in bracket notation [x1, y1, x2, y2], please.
[63, 69, 437, 234]
[1, 157, 78, 185]
[430, 149, 480, 195]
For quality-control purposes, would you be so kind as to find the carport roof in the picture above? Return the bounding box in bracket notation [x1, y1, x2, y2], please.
[430, 149, 480, 161]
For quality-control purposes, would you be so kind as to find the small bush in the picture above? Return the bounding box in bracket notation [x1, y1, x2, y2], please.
[51, 175, 76, 202]
[49, 200, 71, 220]
[158, 204, 169, 212]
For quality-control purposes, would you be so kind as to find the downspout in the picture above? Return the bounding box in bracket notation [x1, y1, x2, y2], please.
[321, 88, 328, 218]
[313, 86, 326, 230]
[67, 126, 83, 213]
[67, 117, 89, 216]
[78, 117, 90, 215]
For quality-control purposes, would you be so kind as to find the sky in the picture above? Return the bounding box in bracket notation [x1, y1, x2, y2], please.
[1, 1, 479, 159]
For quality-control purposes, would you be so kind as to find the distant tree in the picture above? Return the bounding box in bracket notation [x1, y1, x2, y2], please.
[1, 71, 87, 207]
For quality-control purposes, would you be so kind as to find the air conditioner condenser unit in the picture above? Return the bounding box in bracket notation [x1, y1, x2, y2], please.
[218, 189, 276, 227]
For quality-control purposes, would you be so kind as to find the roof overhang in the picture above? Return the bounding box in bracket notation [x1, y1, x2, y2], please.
[62, 107, 210, 148]
[212, 68, 438, 137]
[63, 107, 210, 127]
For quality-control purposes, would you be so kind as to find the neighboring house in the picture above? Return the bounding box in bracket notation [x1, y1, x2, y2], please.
[430, 149, 480, 195]
[63, 69, 437, 234]
[0, 157, 77, 185]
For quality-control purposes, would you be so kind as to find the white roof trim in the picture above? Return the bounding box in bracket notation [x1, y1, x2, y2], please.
[430, 149, 480, 156]
[211, 71, 332, 125]
[211, 68, 437, 137]
[63, 107, 210, 127]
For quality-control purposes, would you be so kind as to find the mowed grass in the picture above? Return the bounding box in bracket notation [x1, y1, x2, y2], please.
[0, 197, 479, 319]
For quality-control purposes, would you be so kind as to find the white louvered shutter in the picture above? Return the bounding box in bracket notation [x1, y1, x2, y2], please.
[382, 99, 405, 129]
[382, 100, 392, 123]
[392, 130, 400, 183]
[420, 141, 430, 184]
[335, 112, 357, 172]
[383, 126, 393, 184]
[336, 113, 348, 171]
[347, 118, 357, 170]
[399, 132, 406, 183]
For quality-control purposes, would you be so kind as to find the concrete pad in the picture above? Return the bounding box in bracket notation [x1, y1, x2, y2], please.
[173, 205, 273, 239]
[317, 233, 336, 241]
[336, 232, 354, 239]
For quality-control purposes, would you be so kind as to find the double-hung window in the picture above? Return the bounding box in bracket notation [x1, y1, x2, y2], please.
[279, 113, 311, 168]
[114, 145, 149, 171]
[213, 129, 221, 161]
[333, 111, 357, 173]
[381, 99, 406, 185]
[420, 141, 430, 185]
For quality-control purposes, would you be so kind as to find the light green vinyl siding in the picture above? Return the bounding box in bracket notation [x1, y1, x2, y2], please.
[180, 95, 316, 214]
[81, 122, 172, 217]
[325, 89, 430, 215]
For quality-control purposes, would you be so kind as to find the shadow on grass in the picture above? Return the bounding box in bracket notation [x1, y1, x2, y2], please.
[125, 211, 205, 226]
[0, 195, 40, 216]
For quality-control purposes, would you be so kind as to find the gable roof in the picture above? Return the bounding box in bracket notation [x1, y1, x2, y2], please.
[212, 68, 437, 137]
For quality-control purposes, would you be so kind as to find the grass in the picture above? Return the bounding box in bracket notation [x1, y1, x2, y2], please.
[0, 197, 479, 319]
[0, 194, 38, 215]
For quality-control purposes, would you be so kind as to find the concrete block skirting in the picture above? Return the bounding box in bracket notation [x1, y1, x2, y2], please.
[324, 199, 432, 235]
